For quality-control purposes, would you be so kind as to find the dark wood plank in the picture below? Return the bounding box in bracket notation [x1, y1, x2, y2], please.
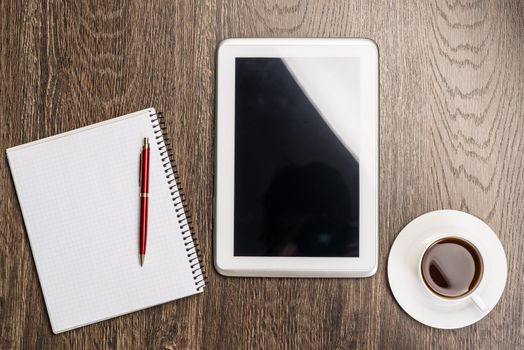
[1, 0, 522, 349]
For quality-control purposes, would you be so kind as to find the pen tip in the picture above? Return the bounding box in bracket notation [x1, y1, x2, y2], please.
[140, 254, 145, 266]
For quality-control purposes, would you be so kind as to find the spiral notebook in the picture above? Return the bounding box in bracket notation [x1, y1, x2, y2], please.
[6, 108, 205, 333]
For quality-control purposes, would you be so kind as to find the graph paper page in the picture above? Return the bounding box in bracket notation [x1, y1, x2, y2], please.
[7, 109, 203, 333]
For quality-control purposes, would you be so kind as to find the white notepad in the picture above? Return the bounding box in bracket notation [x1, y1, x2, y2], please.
[7, 108, 205, 333]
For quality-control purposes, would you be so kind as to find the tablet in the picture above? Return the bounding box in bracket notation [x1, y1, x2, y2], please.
[215, 38, 378, 277]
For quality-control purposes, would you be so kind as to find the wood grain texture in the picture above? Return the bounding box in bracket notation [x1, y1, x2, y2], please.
[1, 0, 523, 349]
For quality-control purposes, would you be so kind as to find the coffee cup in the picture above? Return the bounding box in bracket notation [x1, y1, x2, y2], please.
[418, 235, 488, 312]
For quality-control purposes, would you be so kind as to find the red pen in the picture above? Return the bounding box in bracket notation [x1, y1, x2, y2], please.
[139, 137, 150, 266]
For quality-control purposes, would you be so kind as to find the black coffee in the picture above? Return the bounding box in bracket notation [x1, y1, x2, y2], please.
[421, 237, 483, 298]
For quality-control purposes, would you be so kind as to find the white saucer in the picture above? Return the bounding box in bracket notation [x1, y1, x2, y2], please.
[387, 210, 507, 329]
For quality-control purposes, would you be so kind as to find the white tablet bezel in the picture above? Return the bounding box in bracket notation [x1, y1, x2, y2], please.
[215, 38, 379, 277]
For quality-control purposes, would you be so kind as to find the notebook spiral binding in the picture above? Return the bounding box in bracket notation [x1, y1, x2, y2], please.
[149, 111, 207, 291]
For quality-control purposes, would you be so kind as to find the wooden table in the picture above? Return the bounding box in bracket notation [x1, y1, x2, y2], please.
[1, 1, 523, 349]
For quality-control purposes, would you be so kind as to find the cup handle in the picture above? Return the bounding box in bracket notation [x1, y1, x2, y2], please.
[471, 293, 488, 313]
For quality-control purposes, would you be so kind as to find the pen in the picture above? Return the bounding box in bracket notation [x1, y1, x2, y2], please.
[139, 137, 150, 266]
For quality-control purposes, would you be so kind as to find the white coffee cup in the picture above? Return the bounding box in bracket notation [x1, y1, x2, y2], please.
[418, 235, 488, 313]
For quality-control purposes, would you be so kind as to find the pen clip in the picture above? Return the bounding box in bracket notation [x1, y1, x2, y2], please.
[139, 153, 142, 187]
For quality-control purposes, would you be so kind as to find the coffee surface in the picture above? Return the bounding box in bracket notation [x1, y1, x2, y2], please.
[421, 237, 483, 298]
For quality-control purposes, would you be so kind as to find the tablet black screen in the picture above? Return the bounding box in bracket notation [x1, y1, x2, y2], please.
[234, 57, 359, 257]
